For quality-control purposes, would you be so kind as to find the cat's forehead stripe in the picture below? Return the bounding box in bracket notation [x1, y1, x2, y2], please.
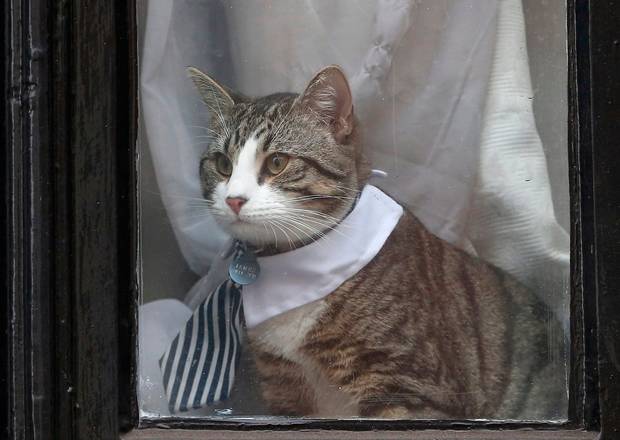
[218, 95, 295, 155]
[225, 119, 273, 156]
[253, 124, 269, 141]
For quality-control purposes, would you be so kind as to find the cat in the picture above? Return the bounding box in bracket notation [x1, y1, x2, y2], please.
[187, 65, 567, 419]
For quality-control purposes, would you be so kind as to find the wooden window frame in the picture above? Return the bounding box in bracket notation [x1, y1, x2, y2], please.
[2, 0, 618, 438]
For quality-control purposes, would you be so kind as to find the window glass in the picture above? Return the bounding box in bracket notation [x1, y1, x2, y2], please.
[138, 0, 569, 421]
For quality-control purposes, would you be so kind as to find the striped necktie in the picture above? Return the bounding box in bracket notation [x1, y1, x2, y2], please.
[160, 242, 256, 413]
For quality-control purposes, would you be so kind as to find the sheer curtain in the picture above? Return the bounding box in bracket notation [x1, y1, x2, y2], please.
[139, 0, 568, 417]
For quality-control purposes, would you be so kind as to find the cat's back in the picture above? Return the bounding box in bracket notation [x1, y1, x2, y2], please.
[303, 210, 565, 418]
[250, 209, 566, 418]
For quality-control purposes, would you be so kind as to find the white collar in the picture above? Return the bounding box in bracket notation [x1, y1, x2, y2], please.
[242, 185, 403, 328]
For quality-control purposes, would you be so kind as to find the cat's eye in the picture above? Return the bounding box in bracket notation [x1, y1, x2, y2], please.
[265, 153, 289, 175]
[215, 153, 233, 176]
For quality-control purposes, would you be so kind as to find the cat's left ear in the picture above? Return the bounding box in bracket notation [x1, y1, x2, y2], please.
[297, 65, 354, 143]
[187, 67, 235, 117]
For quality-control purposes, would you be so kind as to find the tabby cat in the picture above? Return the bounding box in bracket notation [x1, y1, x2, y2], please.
[188, 65, 567, 419]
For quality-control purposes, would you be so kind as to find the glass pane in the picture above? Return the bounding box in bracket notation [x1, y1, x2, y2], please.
[137, 0, 569, 421]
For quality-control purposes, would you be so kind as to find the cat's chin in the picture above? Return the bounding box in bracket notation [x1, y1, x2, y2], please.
[222, 220, 276, 247]
[222, 220, 310, 253]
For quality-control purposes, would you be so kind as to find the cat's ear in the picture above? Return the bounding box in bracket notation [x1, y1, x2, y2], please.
[187, 67, 235, 116]
[297, 65, 354, 143]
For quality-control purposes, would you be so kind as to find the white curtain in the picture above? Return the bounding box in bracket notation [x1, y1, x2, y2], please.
[139, 0, 569, 417]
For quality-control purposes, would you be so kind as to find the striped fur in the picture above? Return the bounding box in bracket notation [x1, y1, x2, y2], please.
[189, 66, 567, 419]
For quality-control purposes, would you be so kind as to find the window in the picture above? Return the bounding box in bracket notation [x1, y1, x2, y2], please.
[2, 0, 619, 439]
[138, 0, 571, 422]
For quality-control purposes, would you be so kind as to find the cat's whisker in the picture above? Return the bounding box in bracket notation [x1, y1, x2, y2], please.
[178, 140, 215, 149]
[281, 215, 353, 238]
[268, 219, 295, 250]
[287, 197, 357, 206]
[245, 205, 343, 223]
[279, 216, 327, 243]
[261, 223, 271, 246]
[179, 134, 216, 142]
[319, 185, 361, 198]
[283, 213, 351, 240]
[286, 217, 339, 238]
[265, 221, 279, 248]
[197, 80, 232, 139]
[217, 116, 231, 138]
[284, 194, 358, 202]
[186, 124, 220, 136]
[332, 182, 363, 192]
[282, 212, 336, 230]
[252, 210, 351, 236]
[278, 205, 346, 220]
[276, 217, 317, 248]
[279, 211, 344, 227]
[272, 218, 310, 247]
[177, 138, 216, 148]
[212, 107, 232, 139]
[281, 208, 355, 231]
[280, 209, 338, 229]
[285, 215, 336, 244]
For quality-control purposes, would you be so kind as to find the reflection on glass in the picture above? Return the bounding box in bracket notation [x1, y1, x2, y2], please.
[138, 0, 569, 421]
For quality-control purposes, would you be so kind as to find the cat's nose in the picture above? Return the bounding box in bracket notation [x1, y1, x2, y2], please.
[225, 197, 247, 215]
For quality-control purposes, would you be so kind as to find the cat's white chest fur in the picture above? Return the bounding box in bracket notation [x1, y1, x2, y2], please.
[248, 299, 359, 417]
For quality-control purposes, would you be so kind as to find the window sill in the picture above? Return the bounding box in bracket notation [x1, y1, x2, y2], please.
[123, 428, 597, 440]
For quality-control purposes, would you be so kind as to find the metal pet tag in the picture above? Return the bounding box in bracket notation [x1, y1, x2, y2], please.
[229, 248, 261, 285]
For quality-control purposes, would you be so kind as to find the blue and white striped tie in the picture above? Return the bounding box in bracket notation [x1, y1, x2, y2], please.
[159, 279, 244, 413]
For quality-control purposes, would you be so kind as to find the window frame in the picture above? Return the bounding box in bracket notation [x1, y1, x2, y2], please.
[2, 0, 619, 439]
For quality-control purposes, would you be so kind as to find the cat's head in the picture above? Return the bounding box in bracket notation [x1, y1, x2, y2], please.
[189, 65, 369, 251]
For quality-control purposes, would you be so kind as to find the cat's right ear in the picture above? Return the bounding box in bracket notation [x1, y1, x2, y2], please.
[187, 67, 235, 116]
[296, 65, 354, 143]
